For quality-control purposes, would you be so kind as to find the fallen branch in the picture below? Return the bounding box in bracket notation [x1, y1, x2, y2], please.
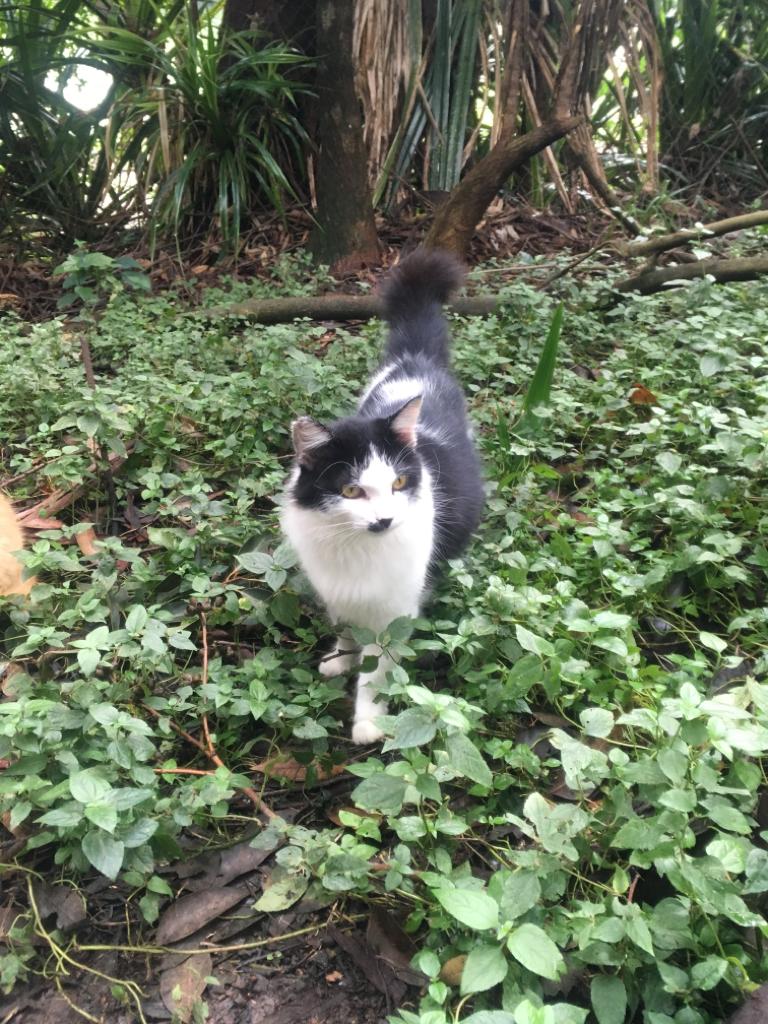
[613, 255, 768, 295]
[17, 446, 132, 525]
[201, 293, 501, 323]
[619, 209, 768, 259]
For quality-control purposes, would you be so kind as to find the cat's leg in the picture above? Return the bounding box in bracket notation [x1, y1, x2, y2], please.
[352, 644, 395, 744]
[319, 627, 358, 678]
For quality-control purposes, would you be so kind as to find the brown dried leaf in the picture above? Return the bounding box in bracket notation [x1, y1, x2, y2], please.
[160, 952, 212, 1022]
[328, 924, 405, 1003]
[367, 908, 424, 987]
[155, 886, 248, 945]
[629, 384, 659, 405]
[440, 955, 466, 986]
[1, 663, 26, 698]
[251, 755, 346, 783]
[0, 905, 26, 940]
[20, 515, 64, 531]
[184, 836, 279, 892]
[75, 527, 100, 556]
[31, 881, 86, 931]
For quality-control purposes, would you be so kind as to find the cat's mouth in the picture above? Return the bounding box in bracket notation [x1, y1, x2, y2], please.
[367, 517, 396, 534]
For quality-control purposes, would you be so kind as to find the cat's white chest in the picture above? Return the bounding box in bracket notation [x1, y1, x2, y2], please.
[281, 472, 434, 633]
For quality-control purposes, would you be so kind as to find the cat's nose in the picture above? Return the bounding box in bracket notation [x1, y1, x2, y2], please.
[368, 517, 393, 533]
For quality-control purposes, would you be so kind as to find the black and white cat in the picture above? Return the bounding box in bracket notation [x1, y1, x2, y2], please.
[281, 249, 484, 743]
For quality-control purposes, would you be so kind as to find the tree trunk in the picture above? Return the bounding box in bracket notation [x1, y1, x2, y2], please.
[424, 116, 582, 255]
[310, 0, 379, 271]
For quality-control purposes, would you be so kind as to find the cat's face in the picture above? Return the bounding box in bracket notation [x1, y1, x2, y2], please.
[289, 397, 423, 534]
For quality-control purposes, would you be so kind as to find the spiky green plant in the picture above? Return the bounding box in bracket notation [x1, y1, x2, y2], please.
[97, 7, 312, 252]
[0, 0, 117, 249]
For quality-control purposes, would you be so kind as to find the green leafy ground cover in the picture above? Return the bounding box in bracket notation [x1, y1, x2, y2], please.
[2, 258, 768, 1023]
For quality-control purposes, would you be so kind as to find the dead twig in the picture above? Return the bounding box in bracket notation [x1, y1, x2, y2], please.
[16, 446, 133, 525]
[143, 651, 276, 821]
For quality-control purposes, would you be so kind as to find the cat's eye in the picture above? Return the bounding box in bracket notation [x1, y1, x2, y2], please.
[341, 483, 363, 499]
[392, 474, 407, 491]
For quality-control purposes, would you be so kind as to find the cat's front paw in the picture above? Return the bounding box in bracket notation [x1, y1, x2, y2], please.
[351, 718, 385, 744]
[319, 650, 356, 677]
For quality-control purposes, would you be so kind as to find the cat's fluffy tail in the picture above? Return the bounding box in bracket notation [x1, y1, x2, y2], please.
[380, 248, 465, 367]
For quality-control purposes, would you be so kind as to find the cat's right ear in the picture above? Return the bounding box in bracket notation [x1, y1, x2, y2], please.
[292, 417, 332, 467]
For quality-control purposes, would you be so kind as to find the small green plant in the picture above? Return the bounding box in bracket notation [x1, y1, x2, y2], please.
[54, 244, 150, 310]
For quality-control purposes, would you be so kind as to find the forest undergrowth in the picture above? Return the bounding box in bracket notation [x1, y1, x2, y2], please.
[1, 255, 768, 1024]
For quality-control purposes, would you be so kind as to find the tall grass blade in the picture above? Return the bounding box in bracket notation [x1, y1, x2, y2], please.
[519, 302, 564, 429]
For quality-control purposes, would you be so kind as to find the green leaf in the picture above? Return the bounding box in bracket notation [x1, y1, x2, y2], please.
[460, 944, 508, 994]
[255, 866, 309, 911]
[507, 923, 564, 980]
[433, 887, 499, 930]
[690, 956, 727, 991]
[265, 566, 287, 590]
[656, 452, 682, 474]
[489, 869, 541, 922]
[352, 774, 407, 815]
[706, 836, 747, 874]
[520, 304, 563, 417]
[462, 1014, 515, 1024]
[579, 708, 614, 738]
[292, 718, 327, 739]
[507, 654, 543, 695]
[515, 624, 555, 657]
[10, 801, 32, 831]
[625, 914, 654, 955]
[236, 551, 274, 574]
[593, 634, 628, 657]
[707, 803, 751, 834]
[612, 816, 667, 850]
[84, 802, 118, 833]
[744, 848, 768, 893]
[591, 975, 627, 1024]
[77, 647, 101, 677]
[125, 605, 148, 633]
[658, 788, 696, 813]
[81, 831, 124, 879]
[69, 768, 111, 804]
[89, 703, 119, 726]
[699, 631, 727, 654]
[37, 806, 84, 828]
[445, 732, 492, 787]
[387, 708, 437, 749]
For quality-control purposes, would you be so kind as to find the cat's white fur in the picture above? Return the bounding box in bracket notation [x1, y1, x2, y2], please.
[281, 445, 435, 743]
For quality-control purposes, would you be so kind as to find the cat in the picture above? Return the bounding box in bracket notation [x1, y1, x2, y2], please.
[0, 493, 34, 597]
[281, 249, 484, 743]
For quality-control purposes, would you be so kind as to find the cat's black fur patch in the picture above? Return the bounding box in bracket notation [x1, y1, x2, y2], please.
[292, 416, 423, 510]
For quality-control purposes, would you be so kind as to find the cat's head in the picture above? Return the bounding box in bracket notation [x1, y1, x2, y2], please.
[288, 397, 423, 533]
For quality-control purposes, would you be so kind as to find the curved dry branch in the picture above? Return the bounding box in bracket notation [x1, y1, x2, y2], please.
[620, 210, 768, 259]
[613, 255, 768, 295]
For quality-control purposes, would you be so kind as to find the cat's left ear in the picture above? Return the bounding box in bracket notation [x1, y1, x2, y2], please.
[389, 396, 422, 447]
[292, 416, 332, 466]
